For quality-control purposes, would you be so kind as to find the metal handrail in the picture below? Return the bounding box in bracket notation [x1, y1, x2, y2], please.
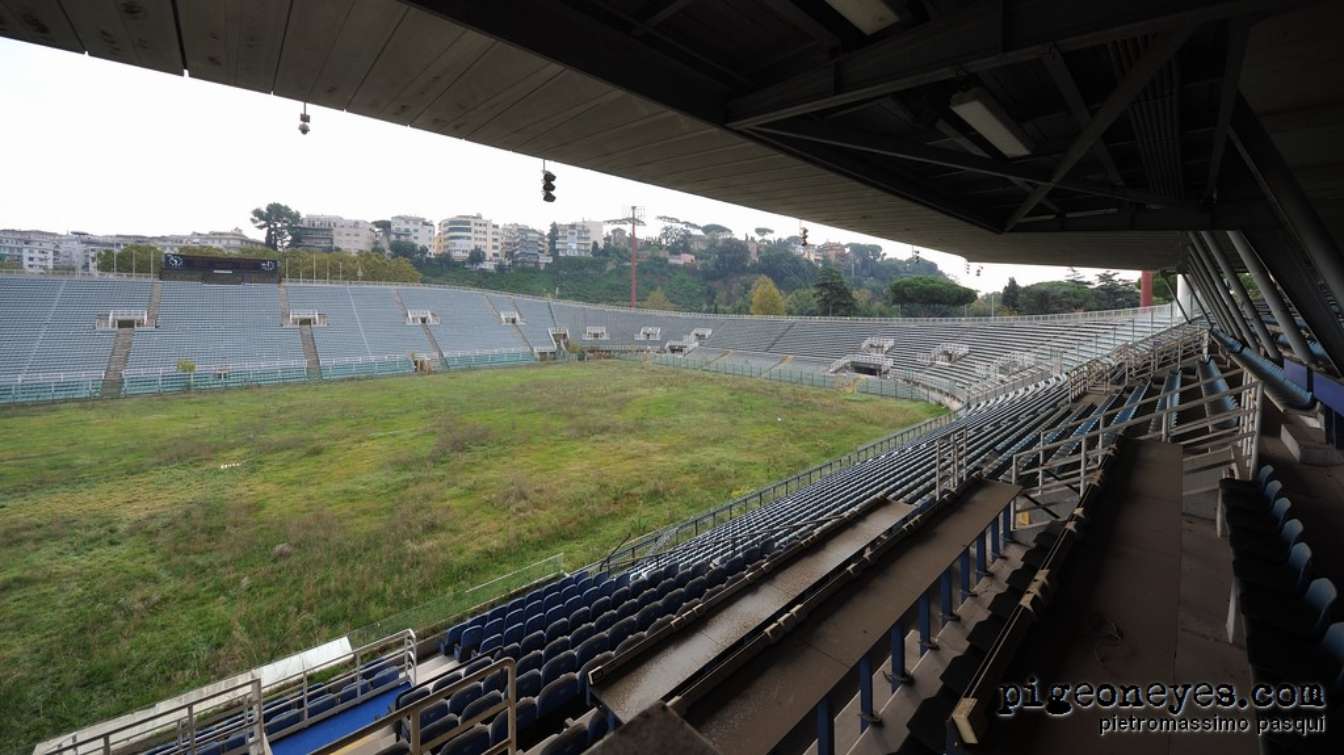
[313, 657, 517, 755]
[38, 679, 265, 755]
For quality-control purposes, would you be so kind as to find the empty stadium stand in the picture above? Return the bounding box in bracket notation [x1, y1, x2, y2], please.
[0, 274, 1174, 407]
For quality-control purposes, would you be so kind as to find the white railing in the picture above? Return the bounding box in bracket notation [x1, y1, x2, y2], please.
[122, 360, 308, 377]
[0, 370, 105, 384]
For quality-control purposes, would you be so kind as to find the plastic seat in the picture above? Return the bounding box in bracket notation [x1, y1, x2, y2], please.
[521, 630, 546, 655]
[516, 668, 543, 699]
[447, 682, 483, 716]
[517, 650, 544, 677]
[542, 650, 578, 686]
[545, 618, 571, 642]
[524, 614, 547, 636]
[569, 622, 595, 648]
[543, 637, 572, 662]
[569, 606, 591, 629]
[578, 650, 616, 701]
[458, 625, 484, 660]
[438, 724, 491, 755]
[575, 633, 610, 667]
[1235, 542, 1312, 596]
[539, 723, 589, 755]
[536, 673, 579, 720]
[502, 623, 525, 646]
[1242, 578, 1338, 641]
[432, 671, 464, 693]
[461, 690, 503, 723]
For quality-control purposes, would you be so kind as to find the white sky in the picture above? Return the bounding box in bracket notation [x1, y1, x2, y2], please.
[0, 38, 1134, 294]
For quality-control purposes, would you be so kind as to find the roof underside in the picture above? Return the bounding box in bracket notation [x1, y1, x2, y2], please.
[0, 0, 1339, 269]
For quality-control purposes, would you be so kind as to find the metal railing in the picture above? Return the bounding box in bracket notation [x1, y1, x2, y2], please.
[594, 411, 955, 571]
[39, 679, 265, 755]
[1010, 365, 1261, 498]
[313, 657, 517, 755]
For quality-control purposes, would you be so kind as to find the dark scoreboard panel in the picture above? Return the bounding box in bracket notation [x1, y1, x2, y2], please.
[162, 254, 278, 273]
[161, 254, 280, 283]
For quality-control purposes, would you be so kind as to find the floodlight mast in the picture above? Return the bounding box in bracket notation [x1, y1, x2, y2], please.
[604, 206, 645, 308]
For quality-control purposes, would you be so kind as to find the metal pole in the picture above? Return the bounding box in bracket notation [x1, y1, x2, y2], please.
[1189, 236, 1256, 346]
[1226, 230, 1314, 366]
[1230, 96, 1344, 309]
[1199, 230, 1281, 360]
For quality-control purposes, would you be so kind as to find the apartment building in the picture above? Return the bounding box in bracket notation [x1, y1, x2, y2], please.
[501, 224, 549, 268]
[297, 215, 376, 252]
[390, 215, 436, 252]
[555, 220, 604, 257]
[437, 214, 501, 261]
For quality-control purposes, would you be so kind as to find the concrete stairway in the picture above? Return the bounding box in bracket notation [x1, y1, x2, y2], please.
[420, 323, 445, 360]
[278, 281, 290, 322]
[102, 328, 134, 396]
[147, 280, 162, 324]
[299, 324, 321, 378]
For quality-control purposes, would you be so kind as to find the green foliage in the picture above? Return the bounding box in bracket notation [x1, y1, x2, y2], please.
[175, 359, 196, 374]
[388, 240, 424, 262]
[250, 202, 301, 250]
[282, 250, 421, 283]
[814, 266, 857, 316]
[96, 244, 160, 274]
[785, 288, 819, 316]
[749, 275, 786, 316]
[1018, 281, 1094, 314]
[547, 222, 559, 256]
[756, 247, 816, 292]
[887, 276, 977, 316]
[0, 362, 940, 750]
[1092, 270, 1140, 310]
[1002, 277, 1022, 311]
[466, 248, 486, 266]
[643, 288, 674, 310]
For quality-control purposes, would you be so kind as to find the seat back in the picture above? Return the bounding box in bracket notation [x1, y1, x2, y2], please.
[1269, 497, 1292, 526]
[1280, 518, 1305, 548]
[1305, 578, 1339, 637]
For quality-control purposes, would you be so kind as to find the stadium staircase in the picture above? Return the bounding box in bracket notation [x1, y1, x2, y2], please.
[277, 281, 290, 322]
[482, 293, 531, 351]
[299, 325, 321, 379]
[147, 280, 162, 324]
[763, 320, 796, 352]
[102, 327, 134, 396]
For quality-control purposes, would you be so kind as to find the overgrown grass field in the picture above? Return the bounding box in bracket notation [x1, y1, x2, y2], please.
[0, 361, 942, 749]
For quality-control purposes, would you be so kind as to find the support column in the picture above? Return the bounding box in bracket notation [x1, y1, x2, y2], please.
[1230, 96, 1344, 310]
[1188, 233, 1257, 346]
[1175, 274, 1196, 320]
[1140, 271, 1154, 307]
[1227, 230, 1315, 366]
[1187, 245, 1240, 337]
[1200, 230, 1281, 360]
[1244, 226, 1344, 373]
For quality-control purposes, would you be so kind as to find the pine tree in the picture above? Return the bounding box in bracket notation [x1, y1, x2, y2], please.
[813, 267, 856, 316]
[1002, 277, 1022, 311]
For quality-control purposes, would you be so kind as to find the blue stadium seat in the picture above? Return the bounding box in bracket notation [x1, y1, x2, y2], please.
[517, 650, 544, 677]
[543, 637, 572, 663]
[594, 610, 617, 633]
[684, 576, 707, 600]
[1235, 542, 1313, 596]
[569, 622, 595, 648]
[338, 681, 369, 703]
[418, 714, 460, 750]
[564, 596, 583, 616]
[448, 683, 483, 716]
[569, 606, 591, 628]
[505, 609, 525, 628]
[616, 631, 645, 654]
[1242, 578, 1338, 640]
[458, 625, 484, 660]
[660, 588, 687, 616]
[537, 673, 579, 720]
[588, 709, 610, 744]
[543, 593, 562, 612]
[608, 617, 636, 647]
[578, 651, 615, 701]
[482, 669, 506, 696]
[540, 723, 589, 755]
[542, 650, 578, 685]
[439, 725, 491, 755]
[634, 604, 660, 631]
[479, 634, 502, 656]
[463, 656, 494, 676]
[308, 693, 336, 717]
[545, 618, 570, 642]
[521, 630, 546, 655]
[524, 614, 547, 636]
[503, 624, 525, 646]
[575, 633, 609, 667]
[590, 596, 612, 618]
[610, 586, 631, 607]
[264, 711, 301, 737]
[461, 690, 503, 723]
[396, 686, 432, 710]
[499, 642, 522, 661]
[516, 669, 543, 699]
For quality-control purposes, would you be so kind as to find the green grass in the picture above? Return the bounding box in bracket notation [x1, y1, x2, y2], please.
[0, 361, 943, 750]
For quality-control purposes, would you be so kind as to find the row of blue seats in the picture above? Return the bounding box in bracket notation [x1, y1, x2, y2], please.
[1222, 465, 1343, 750]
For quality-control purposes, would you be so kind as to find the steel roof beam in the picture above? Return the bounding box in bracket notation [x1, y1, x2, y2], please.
[725, 0, 1307, 129]
[754, 119, 1182, 207]
[1003, 27, 1194, 230]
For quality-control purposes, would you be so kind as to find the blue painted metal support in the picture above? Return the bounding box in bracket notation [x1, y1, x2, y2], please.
[918, 594, 933, 654]
[959, 549, 972, 602]
[816, 696, 834, 755]
[939, 569, 955, 622]
[1002, 506, 1013, 544]
[890, 622, 906, 692]
[976, 531, 988, 578]
[990, 520, 1002, 560]
[608, 709, 618, 732]
[858, 657, 875, 733]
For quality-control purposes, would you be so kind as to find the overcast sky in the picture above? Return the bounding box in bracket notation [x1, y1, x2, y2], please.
[0, 38, 1133, 294]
